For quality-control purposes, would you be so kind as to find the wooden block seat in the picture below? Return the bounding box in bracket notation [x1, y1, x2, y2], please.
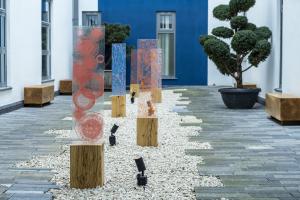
[24, 84, 54, 106]
[59, 79, 72, 95]
[266, 93, 300, 123]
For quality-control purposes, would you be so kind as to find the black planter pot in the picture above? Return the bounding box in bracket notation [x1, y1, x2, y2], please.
[218, 88, 261, 109]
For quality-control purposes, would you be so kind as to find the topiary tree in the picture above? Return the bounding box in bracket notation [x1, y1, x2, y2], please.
[199, 0, 272, 88]
[104, 23, 132, 70]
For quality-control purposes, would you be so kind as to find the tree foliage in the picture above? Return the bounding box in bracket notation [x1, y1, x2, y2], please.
[199, 0, 272, 88]
[104, 23, 131, 70]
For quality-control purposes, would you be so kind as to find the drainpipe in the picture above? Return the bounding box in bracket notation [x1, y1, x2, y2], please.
[73, 0, 79, 26]
[275, 0, 283, 93]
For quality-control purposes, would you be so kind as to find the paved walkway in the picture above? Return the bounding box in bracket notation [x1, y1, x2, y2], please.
[179, 87, 300, 200]
[1, 87, 300, 200]
[0, 95, 110, 200]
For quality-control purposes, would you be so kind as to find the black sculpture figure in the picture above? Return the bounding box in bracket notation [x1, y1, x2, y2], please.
[109, 124, 119, 146]
[131, 92, 136, 104]
[135, 157, 147, 186]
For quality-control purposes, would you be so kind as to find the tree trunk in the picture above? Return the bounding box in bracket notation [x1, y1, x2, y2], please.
[236, 65, 243, 88]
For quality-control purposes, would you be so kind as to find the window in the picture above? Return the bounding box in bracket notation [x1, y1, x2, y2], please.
[82, 11, 101, 26]
[0, 0, 6, 87]
[42, 0, 51, 81]
[157, 12, 176, 78]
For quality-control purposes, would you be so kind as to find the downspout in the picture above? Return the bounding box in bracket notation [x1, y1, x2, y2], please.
[73, 0, 79, 26]
[275, 0, 283, 93]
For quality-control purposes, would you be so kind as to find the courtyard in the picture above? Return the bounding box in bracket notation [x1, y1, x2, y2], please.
[0, 87, 299, 199]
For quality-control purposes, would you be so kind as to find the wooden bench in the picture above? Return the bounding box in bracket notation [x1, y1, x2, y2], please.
[266, 93, 300, 124]
[59, 80, 72, 95]
[24, 84, 54, 106]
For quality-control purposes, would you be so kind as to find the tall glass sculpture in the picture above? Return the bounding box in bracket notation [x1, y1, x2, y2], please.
[130, 49, 138, 85]
[72, 26, 105, 142]
[112, 43, 126, 96]
[151, 48, 162, 90]
[137, 39, 158, 118]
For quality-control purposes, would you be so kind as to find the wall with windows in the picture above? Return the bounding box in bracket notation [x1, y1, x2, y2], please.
[207, 0, 281, 98]
[0, 0, 96, 108]
[282, 0, 300, 96]
[99, 0, 208, 86]
[78, 0, 98, 26]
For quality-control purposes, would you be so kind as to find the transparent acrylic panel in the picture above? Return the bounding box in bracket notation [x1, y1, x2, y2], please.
[137, 39, 158, 91]
[112, 43, 126, 96]
[150, 48, 162, 89]
[73, 26, 105, 143]
[130, 49, 137, 84]
[138, 91, 156, 118]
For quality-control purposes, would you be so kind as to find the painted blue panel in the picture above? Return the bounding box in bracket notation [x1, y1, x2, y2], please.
[112, 43, 126, 96]
[100, 0, 208, 86]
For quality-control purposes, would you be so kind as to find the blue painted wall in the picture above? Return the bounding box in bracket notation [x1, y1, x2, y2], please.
[99, 0, 208, 86]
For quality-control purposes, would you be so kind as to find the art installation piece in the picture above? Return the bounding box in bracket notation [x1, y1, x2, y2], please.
[137, 39, 158, 91]
[130, 49, 140, 97]
[71, 26, 105, 189]
[136, 39, 159, 147]
[150, 48, 163, 103]
[72, 26, 105, 142]
[111, 43, 127, 118]
[112, 43, 126, 96]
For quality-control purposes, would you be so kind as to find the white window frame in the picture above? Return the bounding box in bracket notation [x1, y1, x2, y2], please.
[82, 11, 101, 26]
[42, 0, 51, 82]
[0, 0, 6, 87]
[156, 12, 176, 79]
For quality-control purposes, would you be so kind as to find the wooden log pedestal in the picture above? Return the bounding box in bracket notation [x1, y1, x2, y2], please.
[137, 117, 158, 147]
[70, 144, 104, 189]
[59, 80, 72, 95]
[152, 88, 162, 103]
[130, 84, 140, 97]
[24, 84, 54, 106]
[266, 93, 300, 124]
[112, 96, 126, 118]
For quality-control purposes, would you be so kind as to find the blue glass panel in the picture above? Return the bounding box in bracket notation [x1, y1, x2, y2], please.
[112, 43, 126, 96]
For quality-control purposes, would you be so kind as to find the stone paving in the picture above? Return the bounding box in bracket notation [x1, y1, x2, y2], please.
[0, 94, 110, 200]
[1, 87, 300, 200]
[177, 87, 300, 200]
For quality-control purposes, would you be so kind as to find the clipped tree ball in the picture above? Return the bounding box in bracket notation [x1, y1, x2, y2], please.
[212, 26, 234, 38]
[199, 35, 217, 46]
[213, 5, 231, 21]
[231, 30, 257, 54]
[203, 38, 231, 63]
[242, 23, 257, 31]
[255, 26, 272, 40]
[229, 0, 256, 15]
[248, 39, 272, 66]
[230, 16, 248, 29]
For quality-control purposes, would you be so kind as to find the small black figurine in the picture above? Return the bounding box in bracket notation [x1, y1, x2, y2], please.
[135, 157, 147, 186]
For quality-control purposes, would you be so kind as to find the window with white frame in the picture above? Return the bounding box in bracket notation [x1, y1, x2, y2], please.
[42, 0, 51, 81]
[82, 11, 101, 26]
[157, 12, 176, 78]
[0, 0, 6, 87]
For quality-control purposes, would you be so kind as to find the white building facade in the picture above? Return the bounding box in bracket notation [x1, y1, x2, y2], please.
[0, 0, 98, 110]
[1, 0, 300, 110]
[208, 0, 300, 97]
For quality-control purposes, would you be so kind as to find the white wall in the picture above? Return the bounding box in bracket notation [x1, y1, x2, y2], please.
[51, 0, 73, 91]
[0, 0, 98, 108]
[282, 0, 300, 96]
[78, 0, 98, 25]
[208, 0, 281, 97]
[0, 0, 42, 107]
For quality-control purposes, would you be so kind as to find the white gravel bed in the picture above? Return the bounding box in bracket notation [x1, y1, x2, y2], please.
[17, 90, 223, 200]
